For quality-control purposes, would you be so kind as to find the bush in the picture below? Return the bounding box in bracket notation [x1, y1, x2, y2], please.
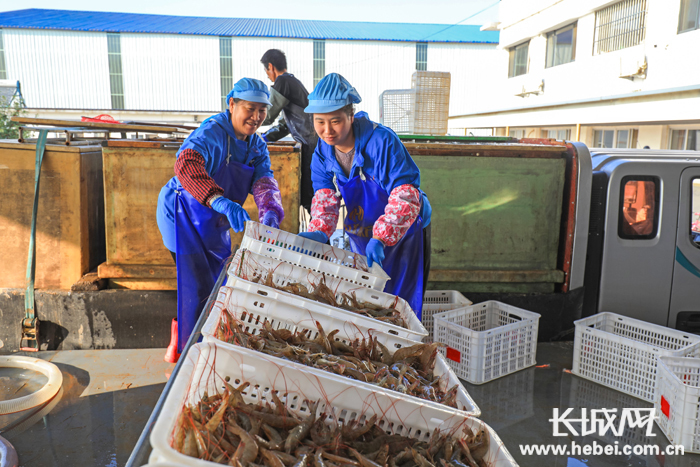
[0, 97, 26, 139]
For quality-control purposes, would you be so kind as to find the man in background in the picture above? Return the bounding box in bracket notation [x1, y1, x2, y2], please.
[261, 49, 317, 216]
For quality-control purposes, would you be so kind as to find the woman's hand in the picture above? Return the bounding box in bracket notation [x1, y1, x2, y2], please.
[210, 197, 251, 232]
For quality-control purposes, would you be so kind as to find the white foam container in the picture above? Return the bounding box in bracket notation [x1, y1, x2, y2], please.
[227, 249, 428, 341]
[572, 312, 700, 403]
[422, 290, 472, 339]
[201, 285, 480, 417]
[149, 343, 517, 467]
[655, 356, 700, 453]
[434, 301, 540, 385]
[241, 221, 389, 290]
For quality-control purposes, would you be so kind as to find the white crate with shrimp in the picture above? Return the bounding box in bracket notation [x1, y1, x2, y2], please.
[433, 301, 540, 385]
[241, 221, 389, 290]
[572, 312, 700, 402]
[201, 285, 481, 417]
[149, 342, 518, 467]
[422, 290, 472, 339]
[227, 249, 428, 341]
[655, 356, 700, 453]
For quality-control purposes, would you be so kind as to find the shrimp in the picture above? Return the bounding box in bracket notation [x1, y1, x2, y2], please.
[228, 419, 259, 465]
[285, 400, 319, 453]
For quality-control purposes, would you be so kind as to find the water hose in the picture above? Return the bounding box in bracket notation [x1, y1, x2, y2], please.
[0, 356, 62, 415]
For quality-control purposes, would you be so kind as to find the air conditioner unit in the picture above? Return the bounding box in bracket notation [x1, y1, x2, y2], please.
[619, 53, 647, 80]
[515, 78, 544, 97]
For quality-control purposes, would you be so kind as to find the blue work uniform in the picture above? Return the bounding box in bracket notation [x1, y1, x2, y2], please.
[310, 111, 432, 316]
[156, 110, 273, 352]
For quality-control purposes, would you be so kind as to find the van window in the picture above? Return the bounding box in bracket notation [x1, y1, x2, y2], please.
[692, 178, 700, 246]
[618, 176, 660, 239]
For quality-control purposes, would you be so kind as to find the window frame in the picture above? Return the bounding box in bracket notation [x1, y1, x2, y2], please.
[546, 22, 577, 68]
[0, 29, 6, 81]
[313, 40, 325, 87]
[416, 42, 428, 71]
[107, 33, 125, 110]
[219, 36, 233, 110]
[508, 41, 530, 78]
[618, 175, 661, 240]
[678, 0, 700, 34]
[669, 128, 700, 150]
[593, 0, 648, 55]
[593, 128, 638, 148]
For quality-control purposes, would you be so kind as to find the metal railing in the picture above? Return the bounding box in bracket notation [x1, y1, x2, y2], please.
[594, 0, 647, 54]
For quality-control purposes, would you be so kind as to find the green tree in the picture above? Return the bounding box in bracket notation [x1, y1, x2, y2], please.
[0, 97, 26, 139]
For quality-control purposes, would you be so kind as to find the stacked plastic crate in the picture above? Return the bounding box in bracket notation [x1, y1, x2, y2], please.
[148, 221, 518, 467]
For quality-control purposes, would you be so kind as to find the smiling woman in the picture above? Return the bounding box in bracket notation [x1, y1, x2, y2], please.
[155, 77, 285, 360]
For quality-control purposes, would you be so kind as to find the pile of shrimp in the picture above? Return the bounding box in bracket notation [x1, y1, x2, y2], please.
[173, 381, 491, 467]
[216, 315, 460, 408]
[248, 272, 408, 329]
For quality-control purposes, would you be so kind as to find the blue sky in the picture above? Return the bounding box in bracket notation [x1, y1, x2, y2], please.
[0, 0, 500, 25]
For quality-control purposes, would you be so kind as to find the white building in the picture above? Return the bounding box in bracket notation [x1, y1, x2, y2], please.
[0, 9, 499, 127]
[449, 0, 700, 149]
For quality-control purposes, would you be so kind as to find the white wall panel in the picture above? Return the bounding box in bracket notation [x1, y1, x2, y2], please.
[121, 33, 219, 111]
[229, 38, 314, 96]
[426, 43, 501, 117]
[326, 40, 416, 120]
[4, 29, 110, 109]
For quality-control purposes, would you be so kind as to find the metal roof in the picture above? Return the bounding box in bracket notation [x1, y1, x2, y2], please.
[0, 9, 499, 44]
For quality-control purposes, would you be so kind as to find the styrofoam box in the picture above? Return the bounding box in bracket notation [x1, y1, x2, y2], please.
[423, 290, 472, 339]
[572, 312, 700, 403]
[150, 343, 517, 467]
[201, 285, 480, 417]
[228, 249, 427, 341]
[241, 221, 389, 291]
[434, 301, 540, 385]
[655, 356, 700, 453]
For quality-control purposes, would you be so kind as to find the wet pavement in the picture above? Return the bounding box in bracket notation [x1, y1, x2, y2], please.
[465, 342, 700, 467]
[2, 344, 700, 466]
[0, 349, 174, 467]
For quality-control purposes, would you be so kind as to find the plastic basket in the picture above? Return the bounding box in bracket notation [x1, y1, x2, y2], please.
[572, 312, 700, 403]
[379, 89, 416, 134]
[150, 342, 518, 467]
[228, 249, 428, 341]
[655, 356, 700, 453]
[201, 285, 480, 417]
[422, 290, 472, 340]
[411, 71, 450, 136]
[433, 301, 540, 385]
[240, 221, 389, 291]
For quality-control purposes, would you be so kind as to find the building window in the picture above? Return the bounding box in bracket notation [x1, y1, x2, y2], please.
[669, 129, 700, 150]
[313, 40, 325, 87]
[594, 0, 647, 54]
[593, 129, 638, 148]
[509, 129, 526, 139]
[220, 37, 233, 110]
[107, 33, 124, 110]
[679, 0, 700, 33]
[0, 30, 6, 80]
[415, 42, 427, 71]
[546, 23, 576, 68]
[545, 128, 572, 140]
[618, 176, 660, 239]
[508, 41, 529, 77]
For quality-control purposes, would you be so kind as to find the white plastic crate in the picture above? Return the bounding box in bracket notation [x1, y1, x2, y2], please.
[433, 301, 540, 385]
[379, 89, 416, 134]
[423, 290, 472, 339]
[228, 249, 428, 341]
[150, 343, 517, 467]
[241, 221, 389, 291]
[655, 356, 700, 453]
[572, 312, 700, 403]
[201, 285, 480, 417]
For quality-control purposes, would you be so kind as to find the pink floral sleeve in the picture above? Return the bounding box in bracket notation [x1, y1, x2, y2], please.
[308, 188, 341, 239]
[372, 184, 421, 247]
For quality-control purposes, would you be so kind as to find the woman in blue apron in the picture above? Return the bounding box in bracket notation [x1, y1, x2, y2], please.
[298, 73, 431, 318]
[156, 78, 284, 360]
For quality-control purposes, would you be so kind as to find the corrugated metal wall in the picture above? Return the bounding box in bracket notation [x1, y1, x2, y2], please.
[3, 29, 111, 108]
[2, 28, 498, 118]
[121, 33, 220, 111]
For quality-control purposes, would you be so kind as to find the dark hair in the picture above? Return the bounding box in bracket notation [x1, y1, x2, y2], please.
[261, 49, 287, 72]
[341, 103, 354, 118]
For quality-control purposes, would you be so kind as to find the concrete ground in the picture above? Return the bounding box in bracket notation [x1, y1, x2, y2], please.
[2, 344, 698, 467]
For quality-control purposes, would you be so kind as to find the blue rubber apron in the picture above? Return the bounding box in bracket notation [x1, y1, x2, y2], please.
[335, 169, 425, 318]
[173, 136, 254, 352]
